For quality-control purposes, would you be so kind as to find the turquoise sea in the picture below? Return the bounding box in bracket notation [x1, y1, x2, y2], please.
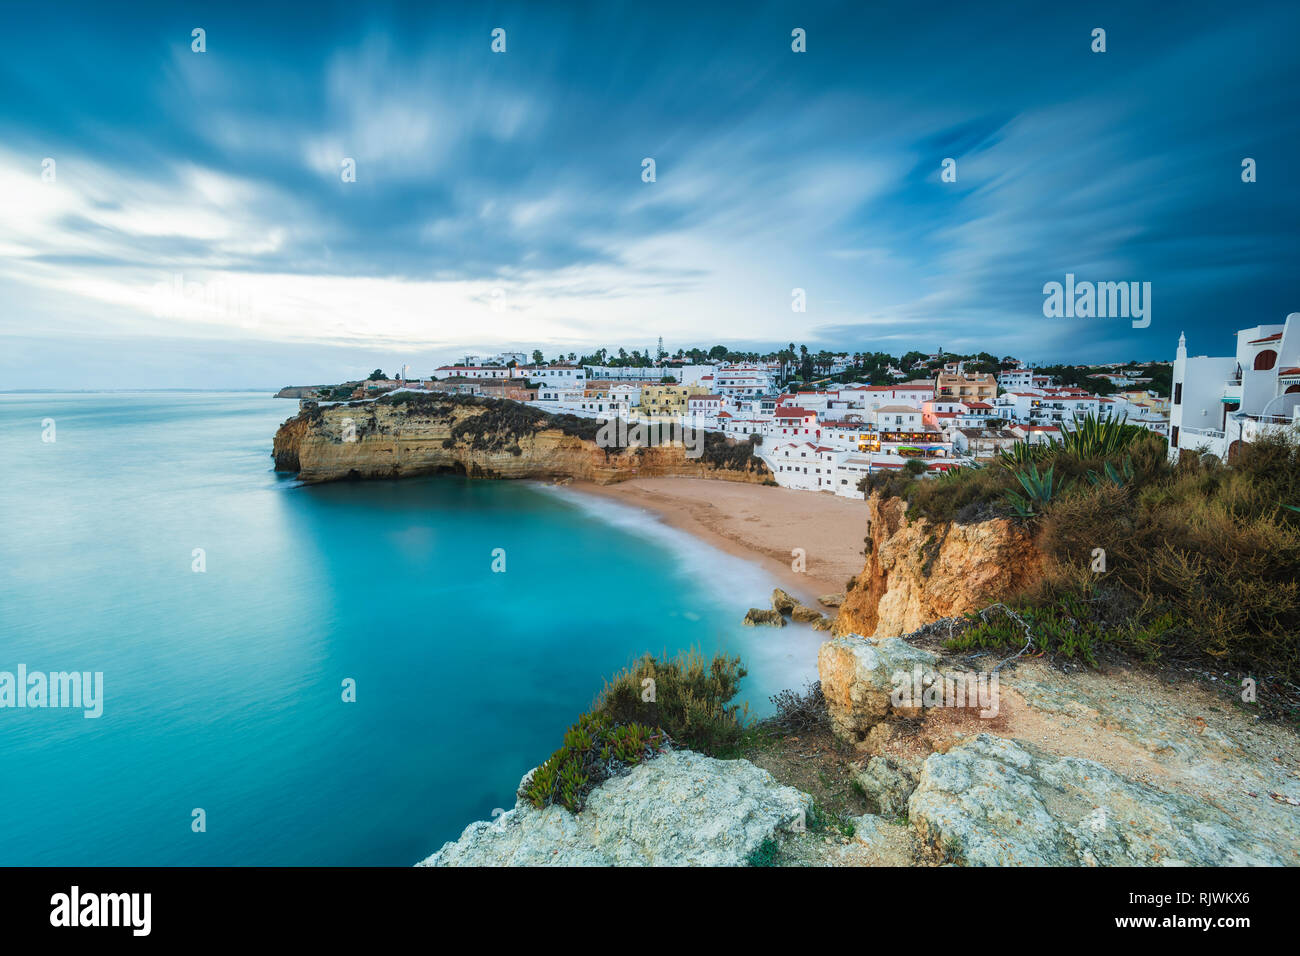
[0, 392, 821, 865]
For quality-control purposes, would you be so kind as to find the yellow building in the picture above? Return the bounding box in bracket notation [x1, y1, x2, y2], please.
[1118, 389, 1170, 414]
[936, 371, 997, 401]
[639, 383, 710, 418]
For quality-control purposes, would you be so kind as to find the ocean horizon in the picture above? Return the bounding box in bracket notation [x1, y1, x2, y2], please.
[0, 391, 820, 865]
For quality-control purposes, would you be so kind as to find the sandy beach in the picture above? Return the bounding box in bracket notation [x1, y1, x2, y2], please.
[570, 477, 869, 603]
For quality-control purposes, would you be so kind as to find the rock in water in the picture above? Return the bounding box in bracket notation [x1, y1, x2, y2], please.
[744, 608, 786, 627]
[818, 592, 846, 608]
[418, 750, 811, 866]
[771, 588, 797, 615]
[908, 734, 1290, 866]
[790, 604, 823, 624]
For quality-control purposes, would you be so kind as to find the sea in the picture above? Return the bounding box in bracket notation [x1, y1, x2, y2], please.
[0, 392, 822, 865]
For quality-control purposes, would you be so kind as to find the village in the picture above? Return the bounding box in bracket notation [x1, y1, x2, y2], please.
[282, 327, 1254, 500]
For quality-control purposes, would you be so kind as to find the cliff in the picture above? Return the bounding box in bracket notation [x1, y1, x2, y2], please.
[833, 493, 1042, 638]
[272, 395, 774, 486]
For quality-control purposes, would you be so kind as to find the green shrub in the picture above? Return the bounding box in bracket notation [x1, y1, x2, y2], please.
[522, 712, 667, 812]
[595, 649, 750, 756]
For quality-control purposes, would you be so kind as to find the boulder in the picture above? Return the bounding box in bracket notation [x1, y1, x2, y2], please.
[818, 592, 846, 608]
[855, 755, 920, 818]
[418, 750, 812, 866]
[771, 588, 797, 615]
[790, 604, 823, 624]
[908, 733, 1290, 866]
[811, 616, 833, 632]
[744, 608, 786, 627]
[817, 634, 940, 741]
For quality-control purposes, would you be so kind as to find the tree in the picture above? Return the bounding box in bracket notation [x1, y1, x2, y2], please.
[532, 350, 544, 365]
[368, 369, 386, 381]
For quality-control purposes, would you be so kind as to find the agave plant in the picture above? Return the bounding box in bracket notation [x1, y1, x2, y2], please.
[1086, 455, 1135, 488]
[998, 438, 1055, 470]
[1004, 463, 1069, 518]
[1060, 413, 1145, 458]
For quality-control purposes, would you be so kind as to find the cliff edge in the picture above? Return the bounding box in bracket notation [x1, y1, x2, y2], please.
[272, 394, 773, 486]
[833, 493, 1043, 637]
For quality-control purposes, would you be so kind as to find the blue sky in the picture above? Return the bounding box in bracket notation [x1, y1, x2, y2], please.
[1, 0, 1297, 388]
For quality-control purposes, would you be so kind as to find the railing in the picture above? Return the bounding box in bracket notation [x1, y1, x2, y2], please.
[1181, 426, 1225, 439]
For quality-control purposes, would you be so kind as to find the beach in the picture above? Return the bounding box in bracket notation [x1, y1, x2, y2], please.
[569, 477, 869, 602]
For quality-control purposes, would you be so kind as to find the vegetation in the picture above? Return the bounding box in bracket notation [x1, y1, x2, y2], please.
[917, 425, 1300, 691]
[596, 649, 751, 756]
[522, 713, 667, 812]
[522, 650, 752, 813]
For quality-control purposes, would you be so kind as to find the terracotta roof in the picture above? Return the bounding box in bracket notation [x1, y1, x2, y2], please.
[1248, 332, 1283, 344]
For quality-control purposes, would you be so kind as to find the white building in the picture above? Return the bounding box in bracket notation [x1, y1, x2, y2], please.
[1169, 315, 1300, 462]
[765, 442, 839, 492]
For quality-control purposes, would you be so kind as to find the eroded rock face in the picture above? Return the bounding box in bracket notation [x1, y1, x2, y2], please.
[834, 494, 1042, 638]
[817, 635, 939, 741]
[275, 400, 772, 486]
[908, 734, 1289, 867]
[418, 750, 811, 867]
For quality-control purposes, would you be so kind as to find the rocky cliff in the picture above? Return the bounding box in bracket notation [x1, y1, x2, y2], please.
[833, 493, 1043, 638]
[273, 395, 773, 485]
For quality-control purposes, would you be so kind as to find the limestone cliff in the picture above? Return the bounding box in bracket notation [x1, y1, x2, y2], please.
[273, 395, 773, 486]
[833, 493, 1042, 638]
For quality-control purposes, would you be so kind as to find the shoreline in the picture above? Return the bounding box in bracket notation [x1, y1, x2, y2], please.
[562, 476, 868, 607]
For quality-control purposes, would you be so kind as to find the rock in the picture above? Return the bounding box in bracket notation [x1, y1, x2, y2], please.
[855, 755, 919, 818]
[744, 608, 786, 627]
[908, 734, 1289, 866]
[817, 634, 940, 742]
[418, 750, 812, 866]
[811, 616, 833, 632]
[818, 592, 846, 608]
[790, 604, 823, 624]
[771, 588, 797, 615]
[833, 494, 1042, 638]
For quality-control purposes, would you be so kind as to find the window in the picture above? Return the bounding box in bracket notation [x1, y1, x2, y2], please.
[1255, 349, 1278, 371]
[1173, 383, 1182, 405]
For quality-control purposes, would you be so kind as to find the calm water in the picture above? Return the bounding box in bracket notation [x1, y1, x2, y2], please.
[0, 392, 820, 865]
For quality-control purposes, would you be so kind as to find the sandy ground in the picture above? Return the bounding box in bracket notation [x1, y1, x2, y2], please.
[569, 477, 869, 603]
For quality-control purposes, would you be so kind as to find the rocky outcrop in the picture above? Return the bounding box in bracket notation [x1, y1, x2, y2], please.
[834, 494, 1042, 638]
[419, 750, 810, 866]
[743, 608, 786, 627]
[818, 592, 846, 608]
[273, 397, 773, 486]
[771, 588, 796, 615]
[909, 734, 1289, 866]
[790, 604, 823, 624]
[817, 635, 939, 742]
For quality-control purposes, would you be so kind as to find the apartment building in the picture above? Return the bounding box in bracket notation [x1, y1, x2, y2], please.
[935, 370, 997, 402]
[1169, 315, 1300, 462]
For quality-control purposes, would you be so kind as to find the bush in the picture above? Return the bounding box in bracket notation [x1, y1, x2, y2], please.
[595, 649, 750, 756]
[521, 650, 753, 814]
[522, 713, 667, 812]
[940, 430, 1300, 686]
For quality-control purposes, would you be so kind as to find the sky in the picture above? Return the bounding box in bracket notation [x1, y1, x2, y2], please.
[0, 0, 1297, 388]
